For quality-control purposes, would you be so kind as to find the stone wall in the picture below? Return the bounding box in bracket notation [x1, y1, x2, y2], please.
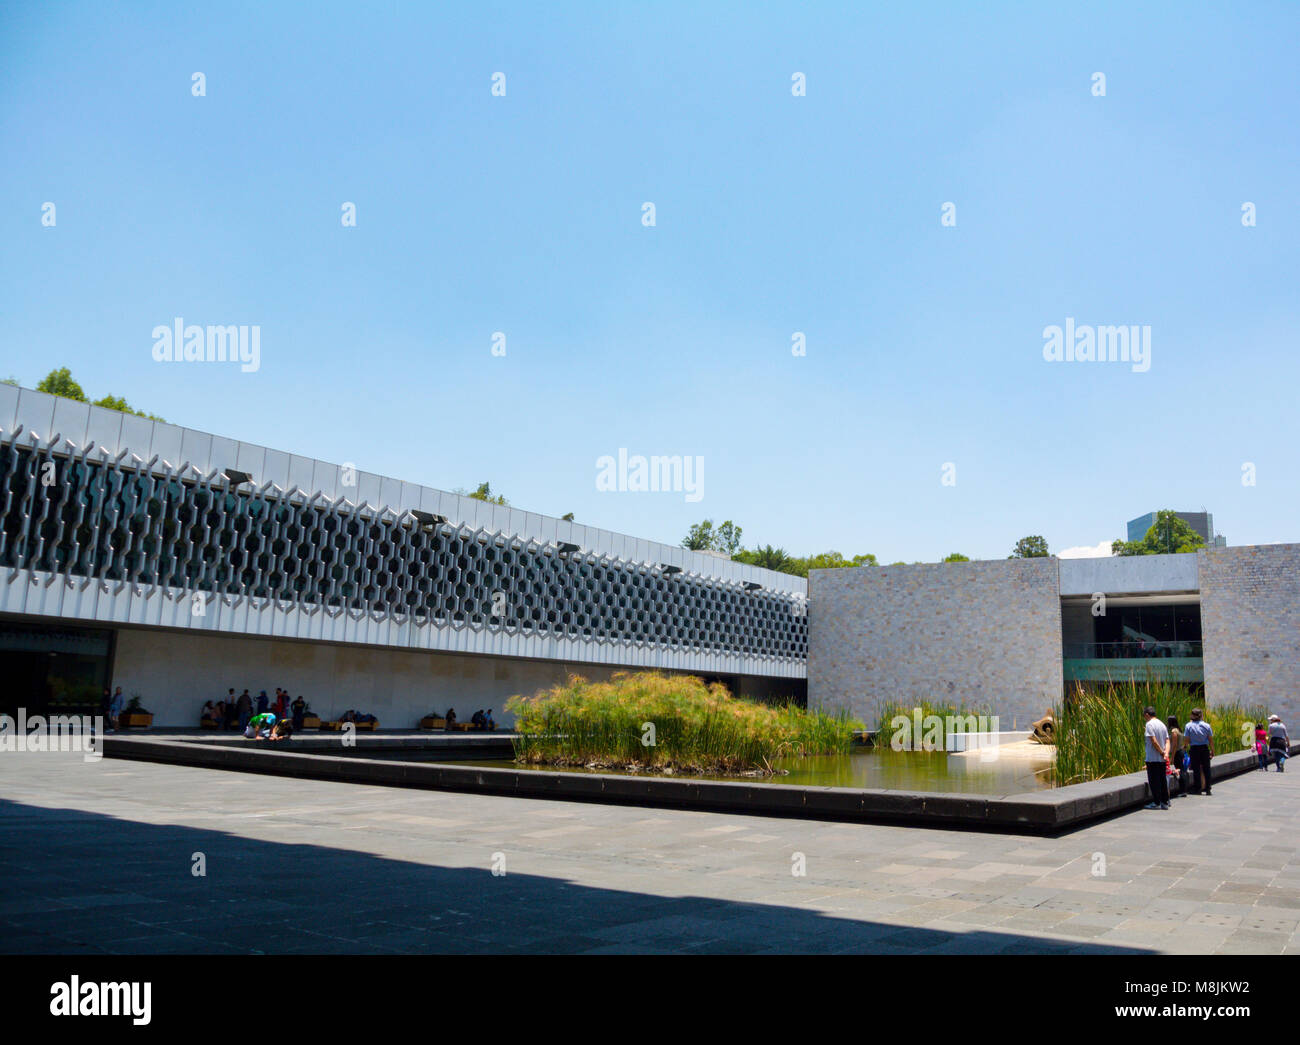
[807, 558, 1063, 730]
[1200, 543, 1300, 720]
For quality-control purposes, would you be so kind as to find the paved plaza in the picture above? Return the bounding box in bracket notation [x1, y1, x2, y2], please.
[1, 752, 1299, 954]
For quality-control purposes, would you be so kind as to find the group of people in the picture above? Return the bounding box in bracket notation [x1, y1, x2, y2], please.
[202, 689, 311, 732]
[1143, 706, 1289, 809]
[1254, 716, 1290, 773]
[243, 711, 293, 741]
[438, 707, 495, 731]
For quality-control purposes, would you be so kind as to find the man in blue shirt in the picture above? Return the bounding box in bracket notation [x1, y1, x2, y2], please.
[1183, 708, 1214, 795]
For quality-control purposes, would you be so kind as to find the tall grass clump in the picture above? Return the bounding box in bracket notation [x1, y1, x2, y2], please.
[1054, 677, 1266, 785]
[506, 671, 862, 775]
[874, 699, 994, 748]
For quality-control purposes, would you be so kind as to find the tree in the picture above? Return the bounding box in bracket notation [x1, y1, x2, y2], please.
[29, 369, 164, 420]
[942, 552, 970, 562]
[732, 546, 877, 578]
[714, 520, 743, 556]
[735, 544, 792, 572]
[1112, 510, 1206, 556]
[682, 519, 742, 555]
[92, 394, 166, 422]
[1009, 535, 1050, 559]
[805, 551, 877, 571]
[682, 520, 715, 551]
[36, 367, 87, 402]
[458, 482, 508, 506]
[560, 512, 575, 522]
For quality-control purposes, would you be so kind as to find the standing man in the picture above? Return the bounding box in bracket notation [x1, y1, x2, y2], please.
[109, 687, 125, 732]
[1267, 714, 1289, 772]
[1143, 706, 1170, 810]
[1184, 707, 1214, 795]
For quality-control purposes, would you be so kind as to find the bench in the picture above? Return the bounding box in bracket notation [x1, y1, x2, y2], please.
[319, 720, 379, 731]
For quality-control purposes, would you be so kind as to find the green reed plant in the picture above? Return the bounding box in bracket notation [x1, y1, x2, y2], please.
[505, 671, 862, 775]
[874, 699, 994, 748]
[1053, 676, 1266, 785]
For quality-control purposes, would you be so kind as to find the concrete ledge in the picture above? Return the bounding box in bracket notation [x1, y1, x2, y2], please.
[101, 736, 1297, 835]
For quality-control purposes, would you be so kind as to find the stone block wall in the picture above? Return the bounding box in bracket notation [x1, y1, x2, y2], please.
[807, 558, 1063, 730]
[1200, 543, 1300, 721]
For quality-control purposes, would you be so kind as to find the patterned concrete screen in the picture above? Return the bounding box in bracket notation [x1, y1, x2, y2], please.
[0, 428, 807, 664]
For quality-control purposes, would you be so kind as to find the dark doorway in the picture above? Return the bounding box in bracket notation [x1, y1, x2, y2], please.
[0, 619, 113, 718]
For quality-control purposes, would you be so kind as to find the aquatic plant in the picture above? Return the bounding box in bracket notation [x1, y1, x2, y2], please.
[873, 699, 995, 750]
[506, 671, 861, 775]
[1053, 677, 1265, 785]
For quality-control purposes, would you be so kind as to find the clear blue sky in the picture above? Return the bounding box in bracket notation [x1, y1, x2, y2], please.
[2, 2, 1297, 561]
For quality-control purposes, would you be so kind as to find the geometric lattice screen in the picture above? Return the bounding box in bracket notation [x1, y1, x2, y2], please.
[0, 430, 807, 663]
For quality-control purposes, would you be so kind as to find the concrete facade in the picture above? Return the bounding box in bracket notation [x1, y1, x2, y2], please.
[1200, 543, 1300, 721]
[0, 385, 807, 724]
[807, 558, 1063, 729]
[1059, 552, 1198, 597]
[111, 627, 619, 727]
[108, 627, 803, 728]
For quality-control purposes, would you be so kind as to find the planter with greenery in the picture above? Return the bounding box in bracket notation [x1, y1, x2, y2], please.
[118, 695, 154, 729]
[507, 671, 860, 776]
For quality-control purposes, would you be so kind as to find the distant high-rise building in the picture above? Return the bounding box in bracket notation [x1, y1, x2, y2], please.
[1126, 511, 1222, 546]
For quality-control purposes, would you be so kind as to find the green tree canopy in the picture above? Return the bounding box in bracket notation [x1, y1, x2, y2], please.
[942, 552, 970, 562]
[682, 519, 743, 555]
[731, 546, 877, 578]
[36, 367, 87, 402]
[1009, 535, 1050, 558]
[1111, 510, 1206, 556]
[30, 368, 166, 421]
[733, 544, 792, 572]
[458, 482, 508, 505]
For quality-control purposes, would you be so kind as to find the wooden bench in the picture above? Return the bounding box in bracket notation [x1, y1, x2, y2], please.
[319, 720, 379, 731]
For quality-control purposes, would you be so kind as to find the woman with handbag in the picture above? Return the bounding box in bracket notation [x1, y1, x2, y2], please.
[1166, 716, 1190, 797]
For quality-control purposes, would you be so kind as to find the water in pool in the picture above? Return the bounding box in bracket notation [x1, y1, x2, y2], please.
[340, 747, 1054, 794]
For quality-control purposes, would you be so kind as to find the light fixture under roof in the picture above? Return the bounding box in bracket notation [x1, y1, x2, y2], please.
[743, 581, 761, 592]
[557, 541, 581, 556]
[223, 468, 252, 486]
[661, 564, 683, 575]
[410, 510, 447, 529]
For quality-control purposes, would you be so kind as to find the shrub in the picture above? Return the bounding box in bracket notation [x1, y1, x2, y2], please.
[506, 671, 860, 775]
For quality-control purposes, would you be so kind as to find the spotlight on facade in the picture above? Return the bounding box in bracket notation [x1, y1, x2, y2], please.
[661, 564, 683, 575]
[223, 468, 253, 486]
[743, 581, 761, 592]
[410, 510, 447, 530]
[557, 541, 581, 556]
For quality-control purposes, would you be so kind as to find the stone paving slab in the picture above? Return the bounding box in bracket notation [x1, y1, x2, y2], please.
[0, 750, 1298, 954]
